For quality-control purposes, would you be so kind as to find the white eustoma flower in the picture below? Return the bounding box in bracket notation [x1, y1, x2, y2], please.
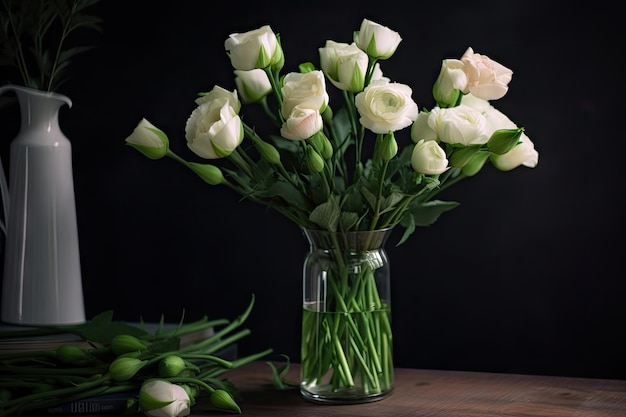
[460, 93, 538, 170]
[432, 58, 467, 107]
[411, 139, 449, 175]
[319, 40, 368, 93]
[428, 105, 488, 146]
[280, 106, 323, 140]
[354, 18, 402, 60]
[355, 79, 418, 134]
[124, 118, 169, 159]
[370, 62, 390, 83]
[139, 379, 190, 417]
[234, 68, 272, 104]
[491, 135, 538, 170]
[281, 71, 329, 119]
[186, 98, 243, 159]
[460, 47, 513, 101]
[224, 25, 282, 70]
[195, 85, 241, 114]
[410, 111, 437, 143]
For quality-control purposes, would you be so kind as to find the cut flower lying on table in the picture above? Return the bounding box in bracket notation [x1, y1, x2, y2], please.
[126, 18, 538, 244]
[0, 297, 270, 417]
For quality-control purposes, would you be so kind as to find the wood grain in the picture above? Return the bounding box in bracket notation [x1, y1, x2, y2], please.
[193, 362, 626, 416]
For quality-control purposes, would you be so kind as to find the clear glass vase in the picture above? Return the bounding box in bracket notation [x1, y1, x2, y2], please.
[300, 227, 393, 404]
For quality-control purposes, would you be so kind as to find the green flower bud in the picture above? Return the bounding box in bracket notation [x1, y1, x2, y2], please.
[210, 389, 241, 414]
[158, 355, 186, 378]
[380, 131, 398, 161]
[111, 334, 150, 356]
[253, 139, 281, 165]
[308, 131, 333, 160]
[109, 357, 147, 382]
[187, 162, 226, 186]
[321, 105, 333, 124]
[270, 37, 285, 72]
[487, 127, 524, 155]
[56, 344, 90, 364]
[306, 145, 325, 173]
[449, 144, 481, 168]
[125, 118, 169, 160]
[461, 151, 490, 177]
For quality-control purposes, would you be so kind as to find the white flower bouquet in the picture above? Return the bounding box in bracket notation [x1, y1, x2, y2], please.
[126, 18, 538, 403]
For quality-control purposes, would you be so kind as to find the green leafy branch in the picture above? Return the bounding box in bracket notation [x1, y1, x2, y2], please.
[0, 0, 103, 92]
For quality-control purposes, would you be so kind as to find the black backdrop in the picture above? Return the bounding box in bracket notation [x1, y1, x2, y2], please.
[1, 1, 624, 380]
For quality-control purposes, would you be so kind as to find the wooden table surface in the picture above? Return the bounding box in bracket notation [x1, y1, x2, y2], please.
[193, 361, 626, 417]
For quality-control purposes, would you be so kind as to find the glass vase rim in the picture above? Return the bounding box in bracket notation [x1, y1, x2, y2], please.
[301, 227, 394, 251]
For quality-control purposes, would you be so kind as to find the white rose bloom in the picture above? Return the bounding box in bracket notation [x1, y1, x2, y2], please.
[354, 18, 402, 60]
[460, 47, 513, 101]
[224, 25, 281, 70]
[195, 85, 241, 114]
[410, 111, 437, 143]
[428, 105, 488, 146]
[234, 69, 271, 104]
[281, 71, 329, 119]
[461, 93, 539, 170]
[186, 99, 243, 159]
[139, 380, 190, 417]
[319, 40, 368, 93]
[432, 58, 467, 106]
[355, 80, 418, 134]
[411, 139, 449, 175]
[491, 135, 538, 170]
[280, 106, 323, 140]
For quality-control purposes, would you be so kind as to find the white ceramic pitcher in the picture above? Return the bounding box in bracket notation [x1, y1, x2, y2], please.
[0, 84, 85, 325]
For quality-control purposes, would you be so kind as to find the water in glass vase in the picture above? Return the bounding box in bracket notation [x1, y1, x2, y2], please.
[300, 303, 393, 403]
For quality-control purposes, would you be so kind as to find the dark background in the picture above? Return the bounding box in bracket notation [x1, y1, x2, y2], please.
[1, 1, 624, 380]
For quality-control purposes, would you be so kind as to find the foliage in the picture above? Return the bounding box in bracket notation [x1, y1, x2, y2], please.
[0, 0, 102, 92]
[0, 296, 272, 416]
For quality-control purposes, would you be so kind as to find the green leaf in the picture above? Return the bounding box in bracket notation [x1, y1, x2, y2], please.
[309, 199, 341, 231]
[266, 355, 298, 390]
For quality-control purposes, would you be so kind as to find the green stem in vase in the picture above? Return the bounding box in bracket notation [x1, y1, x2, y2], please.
[301, 228, 393, 399]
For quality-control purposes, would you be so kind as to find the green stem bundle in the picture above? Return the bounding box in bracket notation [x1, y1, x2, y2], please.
[0, 296, 271, 416]
[300, 228, 393, 400]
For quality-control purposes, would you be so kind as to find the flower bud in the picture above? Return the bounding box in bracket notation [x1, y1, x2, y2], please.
[56, 344, 90, 364]
[111, 334, 150, 356]
[432, 59, 466, 108]
[306, 145, 325, 173]
[158, 355, 186, 377]
[234, 69, 271, 104]
[487, 127, 523, 155]
[210, 389, 241, 414]
[187, 162, 226, 186]
[411, 139, 448, 175]
[449, 144, 481, 168]
[253, 139, 281, 165]
[139, 379, 190, 417]
[380, 131, 398, 161]
[109, 357, 147, 382]
[308, 131, 333, 160]
[354, 18, 402, 60]
[125, 118, 169, 160]
[461, 151, 490, 177]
